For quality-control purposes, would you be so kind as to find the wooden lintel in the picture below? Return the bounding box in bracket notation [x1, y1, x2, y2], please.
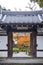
[0, 34, 7, 36]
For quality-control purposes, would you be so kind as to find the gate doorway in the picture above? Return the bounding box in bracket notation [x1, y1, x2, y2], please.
[12, 32, 31, 57]
[0, 24, 37, 58]
[8, 31, 37, 58]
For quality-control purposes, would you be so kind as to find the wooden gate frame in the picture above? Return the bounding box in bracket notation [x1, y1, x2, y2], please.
[0, 23, 43, 58]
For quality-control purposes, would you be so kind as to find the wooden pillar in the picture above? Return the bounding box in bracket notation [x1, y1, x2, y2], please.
[30, 32, 37, 57]
[8, 31, 13, 58]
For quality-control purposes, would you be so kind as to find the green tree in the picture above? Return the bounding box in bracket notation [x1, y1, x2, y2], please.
[0, 5, 1, 10]
[36, 0, 43, 7]
[2, 7, 6, 11]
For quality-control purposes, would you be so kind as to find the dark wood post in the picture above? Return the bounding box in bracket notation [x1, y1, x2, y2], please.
[8, 31, 13, 58]
[30, 32, 37, 57]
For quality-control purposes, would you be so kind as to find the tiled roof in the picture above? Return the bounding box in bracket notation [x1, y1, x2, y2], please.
[0, 10, 43, 24]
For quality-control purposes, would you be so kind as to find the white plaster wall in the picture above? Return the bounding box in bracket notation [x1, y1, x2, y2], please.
[37, 36, 43, 57]
[0, 36, 8, 57]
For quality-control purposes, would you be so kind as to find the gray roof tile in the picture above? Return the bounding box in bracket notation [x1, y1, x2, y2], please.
[0, 10, 43, 24]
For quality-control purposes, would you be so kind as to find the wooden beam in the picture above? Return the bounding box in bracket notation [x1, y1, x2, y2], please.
[37, 33, 43, 36]
[32, 32, 37, 57]
[8, 31, 13, 58]
[0, 34, 7, 36]
[30, 32, 37, 57]
[37, 50, 43, 51]
[0, 50, 8, 51]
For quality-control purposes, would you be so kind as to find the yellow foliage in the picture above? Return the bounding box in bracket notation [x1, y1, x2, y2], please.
[13, 32, 30, 47]
[17, 35, 30, 46]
